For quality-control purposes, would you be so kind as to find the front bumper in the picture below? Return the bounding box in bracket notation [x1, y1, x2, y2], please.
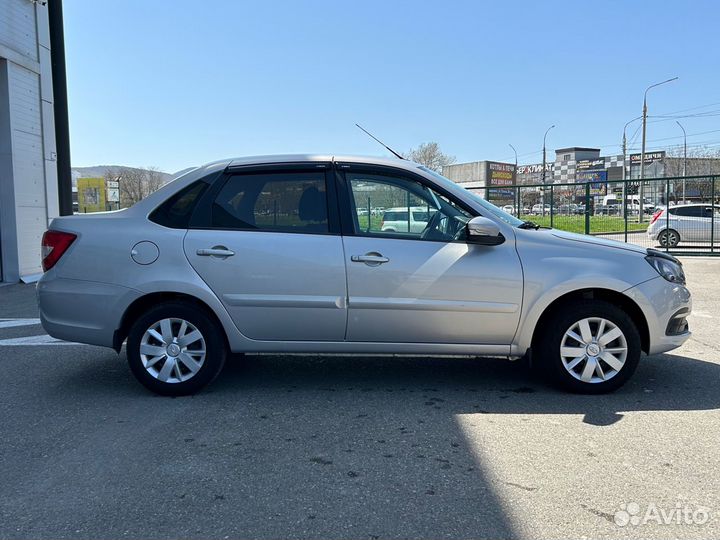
[624, 276, 692, 355]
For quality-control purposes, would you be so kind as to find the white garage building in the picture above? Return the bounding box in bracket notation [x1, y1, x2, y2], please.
[0, 0, 59, 282]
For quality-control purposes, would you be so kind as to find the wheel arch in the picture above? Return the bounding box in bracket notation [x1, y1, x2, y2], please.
[530, 288, 650, 354]
[113, 291, 230, 352]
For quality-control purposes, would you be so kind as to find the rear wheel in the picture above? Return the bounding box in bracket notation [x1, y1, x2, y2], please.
[127, 302, 227, 396]
[536, 300, 641, 393]
[658, 228, 680, 248]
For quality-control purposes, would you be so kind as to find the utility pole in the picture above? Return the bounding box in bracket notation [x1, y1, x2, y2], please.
[676, 120, 687, 203]
[639, 77, 678, 221]
[541, 125, 555, 217]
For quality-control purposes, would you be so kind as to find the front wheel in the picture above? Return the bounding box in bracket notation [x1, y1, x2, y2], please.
[536, 300, 641, 393]
[127, 302, 227, 396]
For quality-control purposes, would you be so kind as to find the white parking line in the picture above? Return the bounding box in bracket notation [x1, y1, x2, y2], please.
[0, 334, 84, 346]
[0, 318, 41, 329]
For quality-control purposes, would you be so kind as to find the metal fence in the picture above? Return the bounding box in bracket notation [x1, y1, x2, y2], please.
[486, 175, 720, 255]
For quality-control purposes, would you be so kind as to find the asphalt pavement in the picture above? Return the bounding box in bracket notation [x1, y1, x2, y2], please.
[0, 258, 719, 539]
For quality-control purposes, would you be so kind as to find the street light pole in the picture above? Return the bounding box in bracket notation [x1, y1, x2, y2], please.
[509, 144, 518, 215]
[639, 77, 678, 221]
[622, 116, 642, 218]
[676, 120, 687, 203]
[541, 125, 555, 217]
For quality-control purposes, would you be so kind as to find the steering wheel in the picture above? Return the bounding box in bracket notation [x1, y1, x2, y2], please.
[420, 211, 445, 240]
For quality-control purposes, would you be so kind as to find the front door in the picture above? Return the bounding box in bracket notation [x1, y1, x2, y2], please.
[338, 166, 523, 345]
[184, 166, 347, 341]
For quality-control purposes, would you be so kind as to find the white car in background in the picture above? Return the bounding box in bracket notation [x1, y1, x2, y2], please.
[647, 204, 720, 247]
[531, 204, 550, 214]
[381, 206, 434, 233]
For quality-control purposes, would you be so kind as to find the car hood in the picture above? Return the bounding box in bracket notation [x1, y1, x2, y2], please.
[549, 229, 648, 254]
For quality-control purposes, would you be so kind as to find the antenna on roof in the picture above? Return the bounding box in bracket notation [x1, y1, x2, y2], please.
[355, 124, 406, 160]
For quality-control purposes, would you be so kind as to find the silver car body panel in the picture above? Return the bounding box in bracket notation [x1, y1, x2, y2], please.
[37, 154, 691, 359]
[342, 235, 522, 345]
[184, 230, 348, 341]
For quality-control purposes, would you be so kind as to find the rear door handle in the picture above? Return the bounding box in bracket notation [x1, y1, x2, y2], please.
[351, 253, 389, 266]
[196, 246, 235, 258]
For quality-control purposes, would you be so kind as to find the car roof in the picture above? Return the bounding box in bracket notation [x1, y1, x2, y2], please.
[225, 154, 422, 172]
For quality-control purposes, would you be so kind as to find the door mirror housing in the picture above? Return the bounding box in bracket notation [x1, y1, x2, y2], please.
[466, 216, 505, 246]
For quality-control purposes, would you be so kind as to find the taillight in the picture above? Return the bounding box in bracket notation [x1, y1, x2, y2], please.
[650, 210, 663, 224]
[41, 230, 77, 271]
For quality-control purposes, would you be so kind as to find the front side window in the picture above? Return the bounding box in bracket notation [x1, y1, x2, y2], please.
[346, 172, 471, 242]
[211, 172, 329, 233]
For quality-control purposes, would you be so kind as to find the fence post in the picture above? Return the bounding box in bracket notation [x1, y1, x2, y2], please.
[712, 176, 716, 254]
[367, 197, 371, 232]
[585, 182, 590, 235]
[623, 180, 628, 243]
[665, 178, 670, 253]
[550, 186, 554, 228]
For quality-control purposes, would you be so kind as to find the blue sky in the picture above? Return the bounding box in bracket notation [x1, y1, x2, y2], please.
[64, 0, 720, 173]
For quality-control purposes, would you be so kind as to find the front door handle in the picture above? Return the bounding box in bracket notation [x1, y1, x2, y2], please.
[351, 252, 389, 266]
[196, 246, 235, 258]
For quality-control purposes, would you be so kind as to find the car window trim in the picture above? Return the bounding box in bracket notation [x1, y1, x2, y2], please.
[189, 164, 341, 235]
[333, 162, 478, 243]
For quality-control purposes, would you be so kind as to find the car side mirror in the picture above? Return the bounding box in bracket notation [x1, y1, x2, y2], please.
[466, 216, 505, 246]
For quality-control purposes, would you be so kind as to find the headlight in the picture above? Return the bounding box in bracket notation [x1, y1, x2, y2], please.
[645, 250, 686, 285]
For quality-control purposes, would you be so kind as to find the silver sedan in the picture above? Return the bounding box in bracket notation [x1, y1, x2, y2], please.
[37, 155, 691, 395]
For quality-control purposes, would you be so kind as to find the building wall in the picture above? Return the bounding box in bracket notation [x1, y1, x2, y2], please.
[441, 161, 487, 190]
[0, 0, 58, 282]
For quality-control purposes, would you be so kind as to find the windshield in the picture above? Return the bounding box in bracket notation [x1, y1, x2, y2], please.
[418, 166, 525, 227]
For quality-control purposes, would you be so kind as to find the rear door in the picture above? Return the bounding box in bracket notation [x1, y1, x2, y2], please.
[336, 164, 523, 345]
[184, 164, 348, 341]
[672, 206, 706, 241]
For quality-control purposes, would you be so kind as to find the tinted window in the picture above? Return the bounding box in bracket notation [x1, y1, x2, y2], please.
[150, 181, 209, 229]
[670, 206, 704, 217]
[211, 172, 329, 233]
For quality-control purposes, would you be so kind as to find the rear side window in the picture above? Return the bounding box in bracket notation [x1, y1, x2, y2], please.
[149, 181, 209, 229]
[384, 211, 408, 221]
[670, 206, 704, 217]
[211, 172, 329, 233]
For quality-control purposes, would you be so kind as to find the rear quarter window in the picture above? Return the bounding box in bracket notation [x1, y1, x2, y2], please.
[149, 181, 209, 229]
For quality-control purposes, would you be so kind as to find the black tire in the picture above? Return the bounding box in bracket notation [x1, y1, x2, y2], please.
[658, 229, 680, 248]
[127, 302, 227, 396]
[535, 300, 641, 394]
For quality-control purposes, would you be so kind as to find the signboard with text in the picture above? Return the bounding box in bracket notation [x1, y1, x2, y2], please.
[486, 161, 516, 199]
[629, 151, 665, 166]
[576, 170, 608, 195]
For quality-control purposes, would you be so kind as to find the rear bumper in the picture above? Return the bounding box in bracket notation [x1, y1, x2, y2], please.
[624, 276, 692, 355]
[37, 275, 141, 348]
